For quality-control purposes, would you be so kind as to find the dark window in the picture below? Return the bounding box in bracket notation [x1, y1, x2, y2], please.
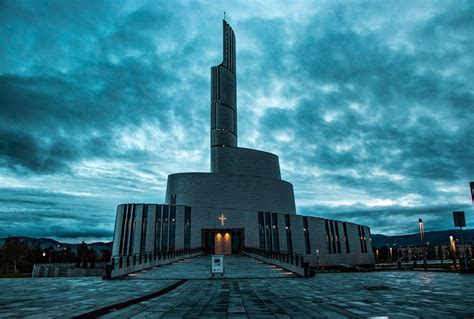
[122, 204, 131, 255]
[140, 205, 148, 254]
[285, 214, 292, 253]
[184, 206, 191, 249]
[265, 212, 272, 251]
[334, 221, 341, 254]
[162, 205, 169, 252]
[169, 206, 176, 251]
[119, 205, 127, 255]
[330, 220, 337, 253]
[343, 222, 350, 253]
[361, 226, 367, 253]
[258, 212, 265, 250]
[303, 217, 311, 254]
[155, 205, 162, 253]
[170, 194, 176, 206]
[272, 213, 279, 252]
[358, 225, 365, 253]
[325, 219, 332, 254]
[129, 204, 137, 254]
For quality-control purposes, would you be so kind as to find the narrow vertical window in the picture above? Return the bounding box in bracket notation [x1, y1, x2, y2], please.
[334, 221, 341, 254]
[361, 226, 367, 253]
[285, 214, 292, 254]
[358, 225, 364, 253]
[184, 206, 191, 249]
[119, 205, 127, 255]
[330, 220, 337, 253]
[161, 205, 169, 252]
[140, 205, 148, 254]
[325, 219, 332, 254]
[272, 213, 279, 252]
[343, 222, 350, 253]
[258, 212, 265, 250]
[129, 204, 137, 254]
[169, 206, 176, 251]
[155, 205, 162, 252]
[303, 217, 311, 254]
[265, 212, 272, 251]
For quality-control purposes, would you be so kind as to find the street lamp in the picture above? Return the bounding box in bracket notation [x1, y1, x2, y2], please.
[419, 219, 425, 261]
[315, 249, 319, 270]
[450, 235, 456, 264]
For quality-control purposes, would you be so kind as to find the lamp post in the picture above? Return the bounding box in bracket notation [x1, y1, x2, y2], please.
[419, 219, 425, 262]
[453, 211, 468, 270]
[315, 249, 319, 270]
[449, 235, 456, 265]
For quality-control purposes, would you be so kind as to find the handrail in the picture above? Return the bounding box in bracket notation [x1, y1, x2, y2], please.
[243, 247, 313, 277]
[105, 248, 202, 279]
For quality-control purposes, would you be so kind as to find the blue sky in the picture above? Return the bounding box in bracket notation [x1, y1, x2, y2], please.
[1, 0, 473, 242]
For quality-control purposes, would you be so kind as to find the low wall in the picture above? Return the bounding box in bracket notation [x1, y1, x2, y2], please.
[107, 249, 203, 279]
[244, 249, 314, 277]
[32, 263, 105, 278]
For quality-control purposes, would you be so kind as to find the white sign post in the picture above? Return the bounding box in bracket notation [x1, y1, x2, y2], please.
[211, 255, 224, 277]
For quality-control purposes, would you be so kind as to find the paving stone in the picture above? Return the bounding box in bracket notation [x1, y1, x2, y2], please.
[1, 255, 474, 318]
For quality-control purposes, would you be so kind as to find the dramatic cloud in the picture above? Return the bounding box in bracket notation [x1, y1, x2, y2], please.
[1, 0, 473, 241]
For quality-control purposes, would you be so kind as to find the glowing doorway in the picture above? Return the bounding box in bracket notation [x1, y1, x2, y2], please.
[215, 232, 232, 255]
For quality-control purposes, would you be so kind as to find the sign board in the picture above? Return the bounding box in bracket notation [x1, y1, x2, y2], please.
[453, 211, 466, 228]
[470, 182, 474, 203]
[211, 255, 224, 275]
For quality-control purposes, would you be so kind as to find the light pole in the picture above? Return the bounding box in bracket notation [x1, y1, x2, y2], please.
[450, 235, 456, 265]
[315, 249, 319, 270]
[419, 219, 425, 262]
[453, 211, 468, 270]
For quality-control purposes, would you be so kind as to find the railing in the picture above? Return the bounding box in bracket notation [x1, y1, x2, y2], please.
[105, 248, 202, 279]
[243, 248, 314, 277]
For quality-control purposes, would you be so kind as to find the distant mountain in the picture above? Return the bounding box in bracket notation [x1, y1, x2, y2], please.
[0, 237, 112, 254]
[372, 229, 474, 248]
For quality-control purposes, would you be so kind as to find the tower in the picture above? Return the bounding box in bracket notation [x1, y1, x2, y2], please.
[210, 20, 237, 171]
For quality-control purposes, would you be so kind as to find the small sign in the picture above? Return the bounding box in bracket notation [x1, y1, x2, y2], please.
[211, 255, 224, 275]
[453, 211, 466, 228]
[470, 182, 474, 203]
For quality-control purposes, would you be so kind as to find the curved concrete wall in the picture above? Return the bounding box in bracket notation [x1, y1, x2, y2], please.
[211, 146, 281, 180]
[165, 173, 296, 214]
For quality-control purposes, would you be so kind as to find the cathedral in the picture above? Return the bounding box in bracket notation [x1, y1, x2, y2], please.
[108, 20, 375, 278]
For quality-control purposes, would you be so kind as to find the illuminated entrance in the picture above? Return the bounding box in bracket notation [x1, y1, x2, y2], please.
[202, 229, 244, 255]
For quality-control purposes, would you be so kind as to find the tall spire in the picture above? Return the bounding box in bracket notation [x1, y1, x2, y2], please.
[222, 19, 236, 75]
[210, 19, 238, 170]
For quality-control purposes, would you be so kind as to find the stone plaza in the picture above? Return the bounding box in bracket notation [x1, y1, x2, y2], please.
[1, 255, 473, 318]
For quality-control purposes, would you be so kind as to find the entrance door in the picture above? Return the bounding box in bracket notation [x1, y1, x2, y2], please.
[202, 229, 244, 254]
[215, 233, 232, 255]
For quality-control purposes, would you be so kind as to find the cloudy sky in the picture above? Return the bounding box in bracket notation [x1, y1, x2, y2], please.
[1, 0, 473, 242]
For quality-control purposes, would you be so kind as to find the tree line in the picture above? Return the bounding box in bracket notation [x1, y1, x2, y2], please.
[0, 237, 111, 274]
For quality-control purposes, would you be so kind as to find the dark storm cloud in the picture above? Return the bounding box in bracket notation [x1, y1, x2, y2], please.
[0, 0, 472, 240]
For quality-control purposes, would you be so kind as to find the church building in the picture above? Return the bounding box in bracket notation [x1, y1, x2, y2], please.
[109, 20, 375, 278]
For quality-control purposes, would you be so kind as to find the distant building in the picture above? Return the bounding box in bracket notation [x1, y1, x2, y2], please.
[109, 20, 375, 278]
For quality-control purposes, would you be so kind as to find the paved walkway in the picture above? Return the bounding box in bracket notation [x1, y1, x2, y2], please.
[0, 277, 177, 318]
[105, 271, 474, 318]
[131, 255, 296, 280]
[1, 255, 473, 318]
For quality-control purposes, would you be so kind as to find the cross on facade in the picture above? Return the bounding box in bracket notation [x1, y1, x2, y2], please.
[218, 214, 227, 226]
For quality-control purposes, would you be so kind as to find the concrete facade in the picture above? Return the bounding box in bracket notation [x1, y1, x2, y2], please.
[109, 19, 375, 277]
[111, 204, 374, 270]
[165, 173, 296, 214]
